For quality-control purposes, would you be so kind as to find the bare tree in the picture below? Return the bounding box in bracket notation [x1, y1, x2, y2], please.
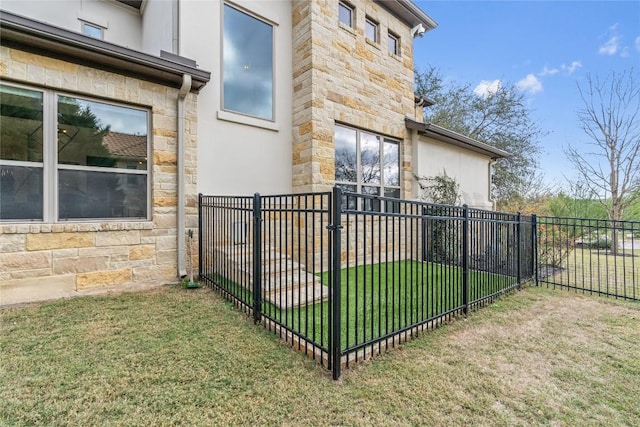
[565, 69, 640, 254]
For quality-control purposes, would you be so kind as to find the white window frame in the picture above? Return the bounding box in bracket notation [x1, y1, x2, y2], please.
[220, 3, 276, 126]
[0, 82, 151, 223]
[338, 1, 354, 28]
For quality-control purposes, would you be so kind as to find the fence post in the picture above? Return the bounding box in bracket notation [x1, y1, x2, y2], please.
[330, 186, 343, 380]
[252, 193, 262, 324]
[462, 204, 469, 316]
[517, 212, 522, 288]
[532, 214, 538, 286]
[198, 193, 203, 280]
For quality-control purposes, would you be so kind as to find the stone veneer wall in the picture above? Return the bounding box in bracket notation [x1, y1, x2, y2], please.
[0, 47, 199, 305]
[292, 0, 416, 196]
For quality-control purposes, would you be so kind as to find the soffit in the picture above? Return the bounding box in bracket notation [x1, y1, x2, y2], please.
[0, 10, 210, 93]
[406, 118, 511, 159]
[375, 0, 438, 31]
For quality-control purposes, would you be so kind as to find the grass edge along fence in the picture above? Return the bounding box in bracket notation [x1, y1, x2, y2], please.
[536, 215, 639, 301]
[199, 187, 535, 380]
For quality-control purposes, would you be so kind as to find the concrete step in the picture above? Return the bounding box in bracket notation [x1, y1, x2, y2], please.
[264, 282, 330, 309]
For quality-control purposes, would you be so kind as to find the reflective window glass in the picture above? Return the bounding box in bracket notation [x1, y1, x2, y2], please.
[338, 2, 353, 27]
[0, 165, 43, 220]
[223, 4, 274, 121]
[0, 85, 43, 162]
[59, 170, 147, 220]
[365, 19, 378, 42]
[335, 125, 357, 182]
[58, 96, 148, 169]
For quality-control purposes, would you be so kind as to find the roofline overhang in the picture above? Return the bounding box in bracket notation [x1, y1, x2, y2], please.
[414, 94, 436, 107]
[405, 117, 511, 159]
[375, 0, 438, 32]
[0, 10, 210, 93]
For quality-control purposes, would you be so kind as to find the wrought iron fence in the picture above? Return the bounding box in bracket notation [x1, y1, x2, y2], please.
[536, 216, 639, 301]
[199, 188, 535, 379]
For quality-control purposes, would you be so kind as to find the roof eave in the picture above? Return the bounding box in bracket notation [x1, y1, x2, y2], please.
[405, 118, 511, 159]
[0, 10, 210, 93]
[375, 0, 438, 32]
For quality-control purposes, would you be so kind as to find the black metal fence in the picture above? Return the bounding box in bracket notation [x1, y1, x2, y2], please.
[199, 188, 534, 379]
[536, 215, 639, 301]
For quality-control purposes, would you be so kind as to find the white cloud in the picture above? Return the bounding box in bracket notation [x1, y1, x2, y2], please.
[473, 79, 501, 97]
[636, 36, 640, 51]
[516, 74, 543, 94]
[561, 61, 582, 74]
[599, 36, 620, 55]
[539, 66, 559, 76]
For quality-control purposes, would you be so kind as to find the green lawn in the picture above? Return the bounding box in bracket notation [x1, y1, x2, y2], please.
[2, 285, 638, 425]
[210, 260, 513, 351]
[542, 247, 639, 300]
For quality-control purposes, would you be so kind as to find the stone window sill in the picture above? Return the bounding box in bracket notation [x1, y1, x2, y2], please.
[0, 221, 154, 234]
[217, 110, 279, 132]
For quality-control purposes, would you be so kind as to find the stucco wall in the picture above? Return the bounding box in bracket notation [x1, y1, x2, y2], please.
[141, 0, 175, 56]
[413, 135, 494, 209]
[180, 0, 294, 196]
[1, 0, 143, 50]
[0, 46, 198, 304]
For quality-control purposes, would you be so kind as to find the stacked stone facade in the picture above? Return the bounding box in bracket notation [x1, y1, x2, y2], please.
[292, 0, 417, 196]
[0, 46, 198, 304]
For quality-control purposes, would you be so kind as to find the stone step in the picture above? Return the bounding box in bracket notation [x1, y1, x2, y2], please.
[261, 271, 323, 292]
[264, 282, 330, 309]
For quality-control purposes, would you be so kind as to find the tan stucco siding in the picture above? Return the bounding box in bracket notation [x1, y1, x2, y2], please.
[413, 135, 494, 209]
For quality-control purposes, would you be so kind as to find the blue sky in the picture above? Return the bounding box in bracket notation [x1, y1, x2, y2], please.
[413, 0, 640, 190]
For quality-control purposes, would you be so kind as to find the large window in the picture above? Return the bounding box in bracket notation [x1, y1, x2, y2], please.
[222, 4, 274, 121]
[0, 83, 149, 222]
[334, 125, 400, 211]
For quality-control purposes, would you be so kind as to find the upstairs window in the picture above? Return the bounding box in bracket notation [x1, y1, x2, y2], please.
[335, 125, 400, 211]
[222, 4, 274, 121]
[81, 21, 104, 39]
[1, 83, 149, 222]
[388, 32, 400, 55]
[365, 17, 378, 43]
[338, 2, 354, 28]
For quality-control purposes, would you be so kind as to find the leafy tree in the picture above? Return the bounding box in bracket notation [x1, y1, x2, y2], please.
[565, 69, 640, 253]
[415, 66, 543, 204]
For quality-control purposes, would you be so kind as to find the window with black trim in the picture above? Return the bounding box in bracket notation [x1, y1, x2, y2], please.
[0, 83, 149, 222]
[222, 3, 274, 121]
[334, 125, 400, 211]
[365, 17, 378, 43]
[338, 2, 354, 28]
[388, 32, 400, 55]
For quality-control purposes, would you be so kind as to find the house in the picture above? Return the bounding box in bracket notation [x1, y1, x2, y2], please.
[0, 0, 505, 305]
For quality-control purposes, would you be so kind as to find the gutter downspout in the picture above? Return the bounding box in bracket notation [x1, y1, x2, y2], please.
[489, 159, 497, 210]
[177, 73, 192, 278]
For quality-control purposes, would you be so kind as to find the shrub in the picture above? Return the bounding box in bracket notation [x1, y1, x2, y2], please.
[537, 224, 573, 267]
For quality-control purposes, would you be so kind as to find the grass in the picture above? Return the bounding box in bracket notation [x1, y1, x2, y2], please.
[2, 285, 639, 425]
[542, 247, 639, 300]
[211, 260, 512, 350]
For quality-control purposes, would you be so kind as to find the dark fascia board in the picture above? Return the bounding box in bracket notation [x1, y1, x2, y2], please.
[116, 0, 143, 10]
[405, 117, 511, 159]
[0, 10, 210, 93]
[375, 0, 438, 31]
[414, 94, 435, 107]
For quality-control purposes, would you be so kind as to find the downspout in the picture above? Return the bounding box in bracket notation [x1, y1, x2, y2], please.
[489, 159, 497, 210]
[177, 73, 192, 278]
